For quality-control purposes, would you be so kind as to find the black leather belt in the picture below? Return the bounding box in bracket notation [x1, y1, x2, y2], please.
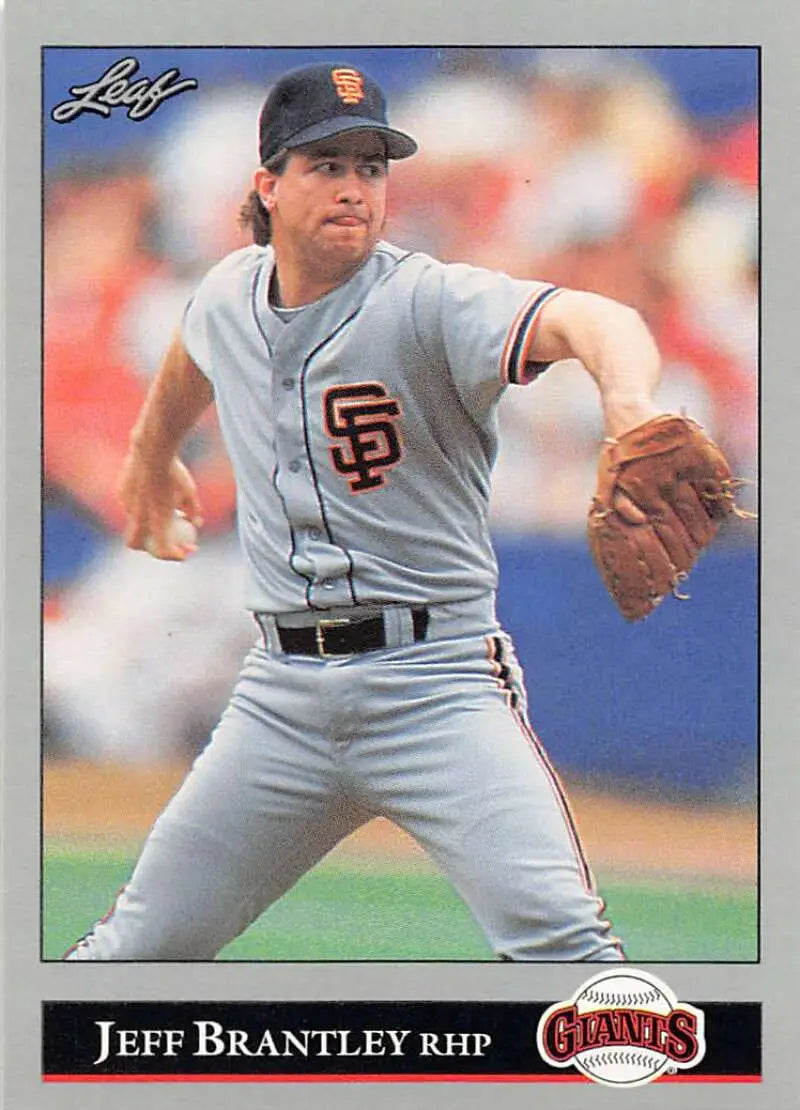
[275, 607, 429, 657]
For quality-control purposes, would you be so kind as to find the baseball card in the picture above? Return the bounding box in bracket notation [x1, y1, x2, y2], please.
[2, 0, 798, 1106]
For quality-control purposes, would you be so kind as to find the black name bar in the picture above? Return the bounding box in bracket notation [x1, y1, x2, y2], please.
[43, 1000, 760, 1081]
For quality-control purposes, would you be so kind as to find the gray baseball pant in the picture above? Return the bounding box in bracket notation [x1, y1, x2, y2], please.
[66, 599, 623, 961]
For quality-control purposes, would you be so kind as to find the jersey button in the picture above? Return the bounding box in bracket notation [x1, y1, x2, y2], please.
[309, 528, 322, 540]
[282, 377, 295, 390]
[288, 459, 302, 473]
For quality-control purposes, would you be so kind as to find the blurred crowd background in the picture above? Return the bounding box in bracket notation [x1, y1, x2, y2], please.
[43, 47, 758, 793]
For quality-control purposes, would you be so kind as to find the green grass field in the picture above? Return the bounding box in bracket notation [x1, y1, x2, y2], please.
[44, 843, 757, 962]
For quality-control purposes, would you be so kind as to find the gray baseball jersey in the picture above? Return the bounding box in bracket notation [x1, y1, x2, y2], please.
[66, 240, 624, 962]
[181, 240, 563, 614]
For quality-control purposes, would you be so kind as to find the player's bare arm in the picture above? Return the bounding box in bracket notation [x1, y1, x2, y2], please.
[119, 331, 214, 560]
[529, 288, 743, 604]
[532, 290, 664, 438]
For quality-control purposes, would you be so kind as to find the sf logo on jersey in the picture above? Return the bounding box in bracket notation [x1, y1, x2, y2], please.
[324, 383, 403, 493]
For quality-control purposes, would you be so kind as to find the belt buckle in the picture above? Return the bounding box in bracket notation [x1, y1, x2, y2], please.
[315, 618, 351, 658]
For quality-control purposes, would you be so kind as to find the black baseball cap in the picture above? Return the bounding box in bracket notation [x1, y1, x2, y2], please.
[258, 62, 418, 164]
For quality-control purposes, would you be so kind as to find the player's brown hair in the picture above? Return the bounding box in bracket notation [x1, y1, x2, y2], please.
[238, 190, 270, 246]
[238, 150, 289, 246]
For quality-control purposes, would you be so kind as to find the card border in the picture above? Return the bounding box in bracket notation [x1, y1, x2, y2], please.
[5, 3, 798, 1108]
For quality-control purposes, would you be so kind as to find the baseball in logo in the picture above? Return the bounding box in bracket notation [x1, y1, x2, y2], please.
[536, 968, 706, 1088]
[324, 382, 403, 492]
[330, 67, 365, 105]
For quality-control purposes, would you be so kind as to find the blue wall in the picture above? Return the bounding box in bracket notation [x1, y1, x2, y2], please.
[44, 508, 758, 800]
[494, 535, 758, 801]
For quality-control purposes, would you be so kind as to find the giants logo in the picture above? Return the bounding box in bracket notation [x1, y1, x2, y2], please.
[330, 67, 365, 105]
[324, 383, 403, 493]
[537, 970, 706, 1088]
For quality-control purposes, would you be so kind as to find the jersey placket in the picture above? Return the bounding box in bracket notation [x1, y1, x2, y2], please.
[269, 321, 355, 610]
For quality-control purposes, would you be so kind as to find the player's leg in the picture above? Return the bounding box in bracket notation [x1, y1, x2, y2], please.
[353, 630, 624, 962]
[65, 646, 370, 960]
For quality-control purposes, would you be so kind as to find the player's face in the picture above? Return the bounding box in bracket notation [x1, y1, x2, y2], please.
[258, 132, 388, 275]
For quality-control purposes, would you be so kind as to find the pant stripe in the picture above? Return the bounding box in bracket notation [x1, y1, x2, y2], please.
[486, 635, 626, 958]
[487, 635, 594, 892]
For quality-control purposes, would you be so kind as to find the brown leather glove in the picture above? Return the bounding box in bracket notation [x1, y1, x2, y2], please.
[587, 414, 741, 621]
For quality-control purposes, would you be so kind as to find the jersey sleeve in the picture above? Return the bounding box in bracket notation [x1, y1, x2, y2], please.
[180, 246, 267, 385]
[181, 283, 215, 384]
[411, 259, 564, 415]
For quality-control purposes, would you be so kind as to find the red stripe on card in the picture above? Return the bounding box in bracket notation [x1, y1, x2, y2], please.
[42, 1073, 761, 1084]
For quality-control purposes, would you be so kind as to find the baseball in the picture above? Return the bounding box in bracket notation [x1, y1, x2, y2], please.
[143, 511, 198, 557]
[537, 967, 705, 1088]
[571, 971, 675, 1086]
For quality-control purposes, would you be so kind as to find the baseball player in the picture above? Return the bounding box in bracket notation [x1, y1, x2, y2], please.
[65, 62, 724, 961]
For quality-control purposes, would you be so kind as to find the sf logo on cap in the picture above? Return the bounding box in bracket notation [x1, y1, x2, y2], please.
[331, 67, 365, 105]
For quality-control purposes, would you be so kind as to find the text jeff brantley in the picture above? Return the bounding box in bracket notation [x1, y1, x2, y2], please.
[93, 1020, 493, 1064]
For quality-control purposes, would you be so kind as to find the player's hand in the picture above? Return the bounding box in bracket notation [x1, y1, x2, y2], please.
[599, 397, 665, 525]
[118, 451, 203, 560]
